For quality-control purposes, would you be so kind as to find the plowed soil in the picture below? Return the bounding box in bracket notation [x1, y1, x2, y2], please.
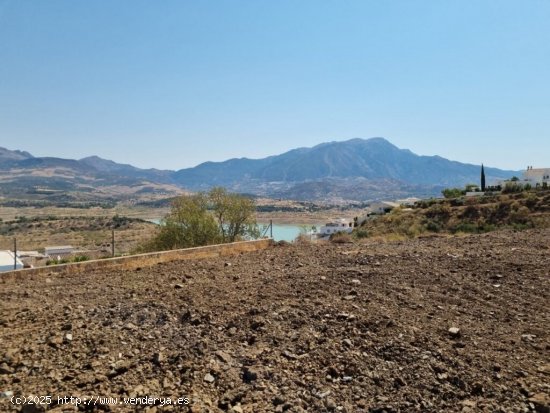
[1, 229, 549, 412]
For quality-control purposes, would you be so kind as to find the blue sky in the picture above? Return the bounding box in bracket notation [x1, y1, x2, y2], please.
[0, 0, 548, 170]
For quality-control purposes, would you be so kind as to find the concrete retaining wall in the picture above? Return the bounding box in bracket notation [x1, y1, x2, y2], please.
[0, 239, 272, 278]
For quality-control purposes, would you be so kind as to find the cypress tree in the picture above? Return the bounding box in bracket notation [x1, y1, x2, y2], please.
[481, 164, 486, 191]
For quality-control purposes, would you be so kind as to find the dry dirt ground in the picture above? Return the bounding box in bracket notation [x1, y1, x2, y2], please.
[0, 229, 549, 413]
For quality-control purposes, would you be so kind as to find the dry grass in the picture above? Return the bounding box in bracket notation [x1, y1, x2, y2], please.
[0, 216, 157, 254]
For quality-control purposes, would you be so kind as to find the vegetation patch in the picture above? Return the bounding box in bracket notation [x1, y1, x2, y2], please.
[359, 190, 549, 239]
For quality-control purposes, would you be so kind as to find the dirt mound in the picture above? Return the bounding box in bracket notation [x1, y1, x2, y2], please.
[1, 229, 549, 412]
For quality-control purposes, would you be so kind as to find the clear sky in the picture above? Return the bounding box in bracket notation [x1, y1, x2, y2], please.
[0, 0, 548, 171]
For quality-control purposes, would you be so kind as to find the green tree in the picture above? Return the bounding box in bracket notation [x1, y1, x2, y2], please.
[143, 193, 221, 251]
[209, 187, 259, 242]
[480, 164, 486, 191]
[140, 188, 259, 252]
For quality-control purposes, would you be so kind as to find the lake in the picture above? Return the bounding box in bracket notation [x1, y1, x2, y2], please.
[258, 223, 319, 242]
[148, 219, 317, 242]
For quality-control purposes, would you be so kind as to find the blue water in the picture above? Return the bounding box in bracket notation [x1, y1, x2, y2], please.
[147, 219, 315, 242]
[259, 224, 317, 242]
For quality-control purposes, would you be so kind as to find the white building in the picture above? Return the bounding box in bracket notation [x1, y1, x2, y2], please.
[0, 250, 24, 272]
[367, 201, 401, 215]
[44, 245, 75, 257]
[318, 219, 354, 237]
[523, 167, 550, 186]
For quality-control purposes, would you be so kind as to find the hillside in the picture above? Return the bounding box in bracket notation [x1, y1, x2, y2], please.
[0, 216, 157, 255]
[1, 229, 548, 412]
[359, 190, 550, 238]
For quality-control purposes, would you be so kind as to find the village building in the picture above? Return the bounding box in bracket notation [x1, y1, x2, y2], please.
[367, 201, 400, 215]
[0, 250, 24, 272]
[318, 219, 354, 237]
[44, 245, 75, 258]
[523, 166, 550, 186]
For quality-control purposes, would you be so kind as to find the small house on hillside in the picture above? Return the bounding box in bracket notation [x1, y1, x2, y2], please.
[367, 201, 400, 215]
[0, 250, 24, 272]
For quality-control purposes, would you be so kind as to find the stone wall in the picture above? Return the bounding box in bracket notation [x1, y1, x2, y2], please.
[0, 239, 272, 278]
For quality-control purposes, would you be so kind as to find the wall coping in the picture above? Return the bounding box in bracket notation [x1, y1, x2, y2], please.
[0, 239, 272, 278]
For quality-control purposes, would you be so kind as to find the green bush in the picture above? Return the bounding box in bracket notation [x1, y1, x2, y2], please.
[442, 188, 464, 199]
[353, 228, 369, 239]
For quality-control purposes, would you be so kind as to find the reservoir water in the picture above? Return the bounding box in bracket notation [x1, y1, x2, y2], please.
[148, 219, 316, 242]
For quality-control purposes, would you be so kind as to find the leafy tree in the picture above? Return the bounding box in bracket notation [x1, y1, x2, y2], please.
[140, 188, 258, 252]
[510, 176, 519, 181]
[209, 187, 259, 242]
[480, 164, 486, 191]
[143, 193, 221, 251]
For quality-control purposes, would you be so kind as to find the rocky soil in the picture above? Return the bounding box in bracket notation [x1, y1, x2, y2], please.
[0, 229, 549, 412]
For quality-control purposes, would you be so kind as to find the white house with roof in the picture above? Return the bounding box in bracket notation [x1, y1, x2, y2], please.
[0, 250, 24, 272]
[318, 219, 354, 237]
[367, 201, 401, 215]
[523, 167, 550, 186]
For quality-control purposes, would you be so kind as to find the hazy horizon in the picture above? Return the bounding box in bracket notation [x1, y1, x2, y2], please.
[1, 1, 548, 170]
[0, 136, 523, 172]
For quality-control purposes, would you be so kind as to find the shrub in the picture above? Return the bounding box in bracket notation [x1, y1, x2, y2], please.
[353, 228, 369, 239]
[502, 182, 523, 193]
[330, 232, 353, 243]
[442, 188, 464, 198]
[425, 220, 441, 232]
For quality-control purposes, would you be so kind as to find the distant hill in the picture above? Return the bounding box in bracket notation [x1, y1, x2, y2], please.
[0, 148, 180, 202]
[0, 139, 518, 202]
[0, 147, 34, 163]
[173, 138, 517, 199]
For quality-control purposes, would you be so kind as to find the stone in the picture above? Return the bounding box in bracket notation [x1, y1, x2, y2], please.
[242, 367, 259, 383]
[343, 339, 353, 347]
[64, 333, 73, 342]
[521, 334, 536, 342]
[215, 350, 232, 364]
[204, 373, 215, 383]
[124, 322, 138, 331]
[0, 362, 14, 374]
[529, 393, 550, 413]
[448, 327, 461, 337]
[47, 336, 63, 348]
[153, 352, 164, 365]
[174, 284, 184, 289]
[325, 398, 337, 410]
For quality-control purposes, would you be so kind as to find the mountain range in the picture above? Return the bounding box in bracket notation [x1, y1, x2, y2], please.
[0, 138, 518, 202]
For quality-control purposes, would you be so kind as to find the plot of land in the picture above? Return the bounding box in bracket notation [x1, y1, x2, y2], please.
[0, 229, 548, 412]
